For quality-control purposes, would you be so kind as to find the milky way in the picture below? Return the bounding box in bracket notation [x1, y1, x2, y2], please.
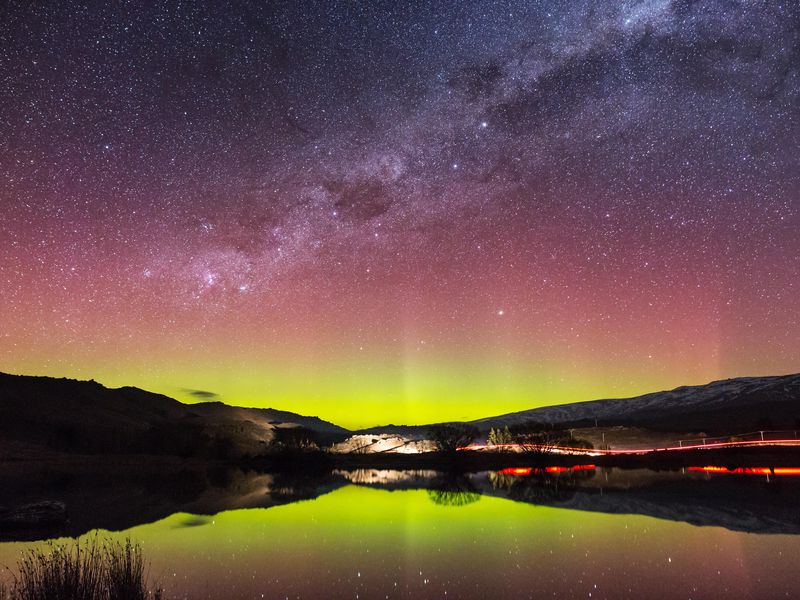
[1, 1, 798, 427]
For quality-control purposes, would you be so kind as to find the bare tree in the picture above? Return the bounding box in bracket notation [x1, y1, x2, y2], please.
[507, 421, 573, 455]
[429, 423, 479, 452]
[510, 422, 593, 455]
[515, 430, 569, 454]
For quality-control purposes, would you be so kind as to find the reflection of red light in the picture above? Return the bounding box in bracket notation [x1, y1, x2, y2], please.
[497, 465, 596, 476]
[498, 467, 533, 476]
[688, 466, 800, 476]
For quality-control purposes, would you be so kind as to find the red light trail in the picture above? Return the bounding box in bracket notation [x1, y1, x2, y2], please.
[461, 436, 800, 456]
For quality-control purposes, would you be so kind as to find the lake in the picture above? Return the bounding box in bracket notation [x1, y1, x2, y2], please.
[1, 465, 799, 599]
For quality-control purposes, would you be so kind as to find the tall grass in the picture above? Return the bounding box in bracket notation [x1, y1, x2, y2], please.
[3, 537, 163, 600]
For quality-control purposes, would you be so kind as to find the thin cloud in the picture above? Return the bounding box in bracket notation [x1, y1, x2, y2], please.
[182, 388, 220, 400]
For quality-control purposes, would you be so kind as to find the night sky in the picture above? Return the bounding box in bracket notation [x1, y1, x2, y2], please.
[1, 1, 798, 428]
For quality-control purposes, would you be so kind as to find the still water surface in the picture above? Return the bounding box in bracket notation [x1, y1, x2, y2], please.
[1, 467, 799, 599]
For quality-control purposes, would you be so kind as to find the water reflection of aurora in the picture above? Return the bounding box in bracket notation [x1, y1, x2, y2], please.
[2, 483, 800, 599]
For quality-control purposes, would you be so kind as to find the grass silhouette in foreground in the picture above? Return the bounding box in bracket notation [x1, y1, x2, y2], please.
[1, 537, 163, 600]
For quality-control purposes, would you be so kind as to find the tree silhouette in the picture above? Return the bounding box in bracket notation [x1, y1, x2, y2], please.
[427, 489, 481, 507]
[488, 426, 513, 446]
[429, 423, 479, 452]
[428, 473, 481, 506]
[272, 426, 319, 451]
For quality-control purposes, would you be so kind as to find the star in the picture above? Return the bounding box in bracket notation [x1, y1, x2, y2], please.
[0, 0, 796, 428]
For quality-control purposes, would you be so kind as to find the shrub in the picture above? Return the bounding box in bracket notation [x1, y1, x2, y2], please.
[6, 537, 163, 600]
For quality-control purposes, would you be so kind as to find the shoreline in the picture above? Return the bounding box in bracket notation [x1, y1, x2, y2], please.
[3, 445, 800, 473]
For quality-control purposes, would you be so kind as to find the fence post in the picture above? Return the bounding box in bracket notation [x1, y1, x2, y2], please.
[760, 431, 764, 441]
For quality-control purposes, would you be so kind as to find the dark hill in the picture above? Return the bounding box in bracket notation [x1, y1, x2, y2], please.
[0, 372, 348, 459]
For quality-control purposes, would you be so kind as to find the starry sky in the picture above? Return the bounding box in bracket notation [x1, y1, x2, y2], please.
[1, 1, 798, 428]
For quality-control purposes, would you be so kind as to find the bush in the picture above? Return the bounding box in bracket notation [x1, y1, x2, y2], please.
[5, 537, 163, 600]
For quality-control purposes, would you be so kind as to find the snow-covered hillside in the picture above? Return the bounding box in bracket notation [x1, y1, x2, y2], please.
[471, 373, 800, 431]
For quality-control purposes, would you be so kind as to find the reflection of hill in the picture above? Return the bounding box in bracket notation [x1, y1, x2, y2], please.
[0, 462, 347, 541]
[539, 489, 800, 534]
[3, 465, 800, 541]
[343, 467, 800, 535]
[473, 468, 800, 535]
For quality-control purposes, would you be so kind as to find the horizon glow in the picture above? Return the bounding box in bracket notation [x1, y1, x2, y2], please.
[1, 3, 798, 429]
